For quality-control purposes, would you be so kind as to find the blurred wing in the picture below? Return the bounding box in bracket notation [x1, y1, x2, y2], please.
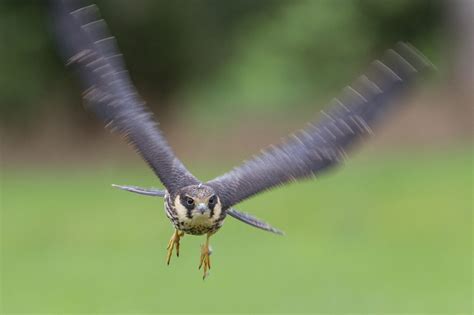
[52, 0, 199, 194]
[207, 43, 433, 209]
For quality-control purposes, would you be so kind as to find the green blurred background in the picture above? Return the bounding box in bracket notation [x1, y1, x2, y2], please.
[1, 0, 472, 313]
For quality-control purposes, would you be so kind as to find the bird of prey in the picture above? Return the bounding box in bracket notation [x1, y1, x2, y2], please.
[52, 0, 432, 278]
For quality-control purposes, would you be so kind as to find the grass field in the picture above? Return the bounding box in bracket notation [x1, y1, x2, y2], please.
[1, 148, 472, 313]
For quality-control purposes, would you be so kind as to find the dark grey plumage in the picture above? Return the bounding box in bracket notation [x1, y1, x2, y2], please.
[52, 0, 198, 195]
[111, 184, 166, 197]
[206, 43, 433, 209]
[226, 209, 284, 235]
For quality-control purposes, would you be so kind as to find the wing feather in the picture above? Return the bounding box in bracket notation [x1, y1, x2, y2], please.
[111, 184, 166, 197]
[207, 43, 433, 209]
[227, 209, 284, 235]
[52, 0, 199, 193]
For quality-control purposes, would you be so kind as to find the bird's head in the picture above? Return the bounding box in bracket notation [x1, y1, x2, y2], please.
[174, 184, 221, 218]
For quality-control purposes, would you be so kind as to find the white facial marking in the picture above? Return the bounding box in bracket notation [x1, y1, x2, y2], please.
[174, 195, 189, 220]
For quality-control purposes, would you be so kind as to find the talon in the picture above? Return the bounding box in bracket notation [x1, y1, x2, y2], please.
[166, 230, 183, 265]
[199, 233, 213, 279]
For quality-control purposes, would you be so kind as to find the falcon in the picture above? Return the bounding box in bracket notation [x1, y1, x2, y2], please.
[52, 0, 433, 278]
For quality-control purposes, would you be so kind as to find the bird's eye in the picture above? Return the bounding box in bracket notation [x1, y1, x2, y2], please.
[185, 197, 194, 206]
[208, 195, 216, 205]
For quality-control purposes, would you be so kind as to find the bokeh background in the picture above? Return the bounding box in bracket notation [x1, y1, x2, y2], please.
[1, 0, 472, 313]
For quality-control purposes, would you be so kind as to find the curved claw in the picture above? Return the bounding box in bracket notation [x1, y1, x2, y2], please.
[199, 233, 213, 279]
[166, 230, 184, 265]
[199, 244, 212, 279]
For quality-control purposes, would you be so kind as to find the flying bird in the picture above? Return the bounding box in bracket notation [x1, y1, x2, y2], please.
[52, 0, 433, 278]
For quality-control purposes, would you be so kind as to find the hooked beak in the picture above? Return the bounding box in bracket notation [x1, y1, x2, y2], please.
[196, 203, 208, 214]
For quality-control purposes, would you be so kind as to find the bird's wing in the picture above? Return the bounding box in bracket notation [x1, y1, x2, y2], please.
[52, 0, 199, 194]
[112, 184, 166, 197]
[207, 43, 433, 209]
[227, 209, 284, 235]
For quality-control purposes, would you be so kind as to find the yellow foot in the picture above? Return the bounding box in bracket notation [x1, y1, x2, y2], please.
[198, 233, 213, 279]
[166, 230, 184, 265]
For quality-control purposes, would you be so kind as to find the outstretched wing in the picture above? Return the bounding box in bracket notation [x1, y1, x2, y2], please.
[207, 43, 433, 209]
[52, 0, 199, 194]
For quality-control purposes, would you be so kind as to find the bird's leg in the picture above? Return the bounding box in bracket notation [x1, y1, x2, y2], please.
[199, 232, 213, 279]
[166, 229, 184, 265]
